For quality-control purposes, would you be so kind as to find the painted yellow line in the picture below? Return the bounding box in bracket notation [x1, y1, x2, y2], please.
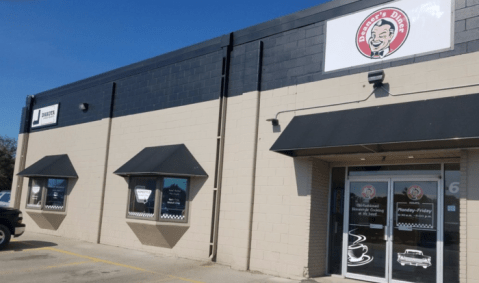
[0, 260, 91, 275]
[42, 247, 204, 283]
[147, 277, 177, 283]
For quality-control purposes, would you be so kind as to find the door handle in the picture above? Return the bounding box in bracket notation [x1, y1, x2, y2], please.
[370, 224, 383, 229]
[384, 226, 388, 241]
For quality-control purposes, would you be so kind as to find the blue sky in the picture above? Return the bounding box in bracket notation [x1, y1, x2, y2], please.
[0, 0, 330, 139]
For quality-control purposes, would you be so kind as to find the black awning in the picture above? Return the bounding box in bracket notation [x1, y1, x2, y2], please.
[114, 144, 208, 177]
[270, 94, 479, 157]
[18, 154, 78, 178]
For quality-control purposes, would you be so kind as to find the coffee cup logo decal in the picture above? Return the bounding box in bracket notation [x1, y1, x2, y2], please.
[347, 229, 374, 266]
[356, 7, 410, 59]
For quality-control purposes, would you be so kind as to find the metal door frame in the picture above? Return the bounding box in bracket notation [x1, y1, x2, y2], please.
[342, 174, 443, 283]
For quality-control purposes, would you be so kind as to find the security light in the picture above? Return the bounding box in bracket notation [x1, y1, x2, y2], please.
[368, 70, 385, 87]
[79, 103, 88, 111]
[266, 118, 279, 126]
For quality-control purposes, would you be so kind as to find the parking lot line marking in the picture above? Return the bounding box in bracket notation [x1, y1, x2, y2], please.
[147, 278, 176, 283]
[0, 260, 91, 276]
[42, 247, 204, 283]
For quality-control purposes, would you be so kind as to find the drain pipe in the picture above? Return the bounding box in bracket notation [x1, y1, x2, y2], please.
[246, 41, 263, 270]
[209, 33, 233, 261]
[96, 82, 116, 244]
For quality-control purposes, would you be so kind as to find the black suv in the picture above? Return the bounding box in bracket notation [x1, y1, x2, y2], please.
[0, 207, 25, 249]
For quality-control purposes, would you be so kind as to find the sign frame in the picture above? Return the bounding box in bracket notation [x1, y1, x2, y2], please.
[31, 103, 60, 129]
[323, 0, 455, 73]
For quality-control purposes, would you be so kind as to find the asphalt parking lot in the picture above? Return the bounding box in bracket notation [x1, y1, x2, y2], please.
[0, 232, 361, 283]
[0, 232, 297, 283]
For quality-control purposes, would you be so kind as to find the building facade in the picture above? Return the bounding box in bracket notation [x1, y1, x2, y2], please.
[10, 0, 477, 282]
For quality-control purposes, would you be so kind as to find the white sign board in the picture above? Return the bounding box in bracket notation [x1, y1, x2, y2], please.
[31, 185, 41, 194]
[134, 186, 152, 204]
[31, 104, 59, 128]
[325, 0, 453, 72]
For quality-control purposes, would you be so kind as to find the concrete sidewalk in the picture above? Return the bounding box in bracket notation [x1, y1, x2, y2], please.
[0, 232, 360, 283]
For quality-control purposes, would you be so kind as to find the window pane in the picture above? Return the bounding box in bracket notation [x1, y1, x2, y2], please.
[0, 193, 10, 203]
[161, 178, 188, 221]
[27, 179, 43, 208]
[128, 177, 156, 218]
[45, 179, 67, 210]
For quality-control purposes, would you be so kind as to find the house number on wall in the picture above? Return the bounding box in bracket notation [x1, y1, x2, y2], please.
[448, 182, 459, 194]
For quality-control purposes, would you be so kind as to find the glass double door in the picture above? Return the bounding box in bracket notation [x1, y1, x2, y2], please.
[343, 178, 442, 283]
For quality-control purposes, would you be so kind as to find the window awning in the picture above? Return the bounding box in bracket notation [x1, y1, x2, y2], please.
[18, 154, 78, 178]
[114, 144, 208, 177]
[270, 94, 479, 157]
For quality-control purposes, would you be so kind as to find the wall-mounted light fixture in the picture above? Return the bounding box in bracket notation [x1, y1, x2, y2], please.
[267, 70, 386, 127]
[266, 118, 279, 126]
[368, 70, 385, 88]
[79, 103, 89, 111]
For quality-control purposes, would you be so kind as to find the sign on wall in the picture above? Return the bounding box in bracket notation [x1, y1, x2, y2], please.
[325, 0, 453, 72]
[31, 104, 59, 128]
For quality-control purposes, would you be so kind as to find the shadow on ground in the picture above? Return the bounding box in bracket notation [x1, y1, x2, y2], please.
[1, 240, 58, 252]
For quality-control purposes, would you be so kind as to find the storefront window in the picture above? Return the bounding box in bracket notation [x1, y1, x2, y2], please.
[26, 178, 68, 211]
[160, 178, 188, 221]
[128, 177, 157, 218]
[127, 176, 189, 222]
[444, 163, 460, 283]
[27, 179, 44, 208]
[45, 179, 68, 210]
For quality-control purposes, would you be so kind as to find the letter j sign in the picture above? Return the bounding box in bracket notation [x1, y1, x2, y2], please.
[31, 104, 59, 128]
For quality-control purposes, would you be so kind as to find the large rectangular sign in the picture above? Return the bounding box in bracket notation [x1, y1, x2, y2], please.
[31, 104, 59, 128]
[325, 0, 453, 72]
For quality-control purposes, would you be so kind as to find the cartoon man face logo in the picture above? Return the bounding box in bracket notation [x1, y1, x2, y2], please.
[356, 8, 410, 59]
[369, 20, 395, 58]
[407, 185, 424, 201]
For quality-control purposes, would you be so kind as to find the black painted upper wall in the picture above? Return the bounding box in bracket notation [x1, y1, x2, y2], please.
[113, 51, 223, 118]
[21, 0, 479, 133]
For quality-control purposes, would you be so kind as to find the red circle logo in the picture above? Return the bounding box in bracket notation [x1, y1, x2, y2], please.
[356, 7, 410, 59]
[361, 185, 376, 199]
[407, 185, 424, 201]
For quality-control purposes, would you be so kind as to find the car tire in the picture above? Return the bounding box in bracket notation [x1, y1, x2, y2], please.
[0, 224, 11, 250]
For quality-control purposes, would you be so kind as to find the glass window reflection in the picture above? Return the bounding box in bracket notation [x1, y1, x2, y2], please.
[45, 179, 68, 210]
[160, 178, 188, 221]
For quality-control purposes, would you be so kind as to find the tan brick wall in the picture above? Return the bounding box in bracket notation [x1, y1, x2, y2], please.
[100, 100, 218, 260]
[260, 52, 479, 130]
[307, 159, 330, 277]
[249, 129, 313, 280]
[465, 150, 479, 283]
[10, 133, 27, 207]
[17, 119, 110, 243]
[217, 91, 260, 270]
